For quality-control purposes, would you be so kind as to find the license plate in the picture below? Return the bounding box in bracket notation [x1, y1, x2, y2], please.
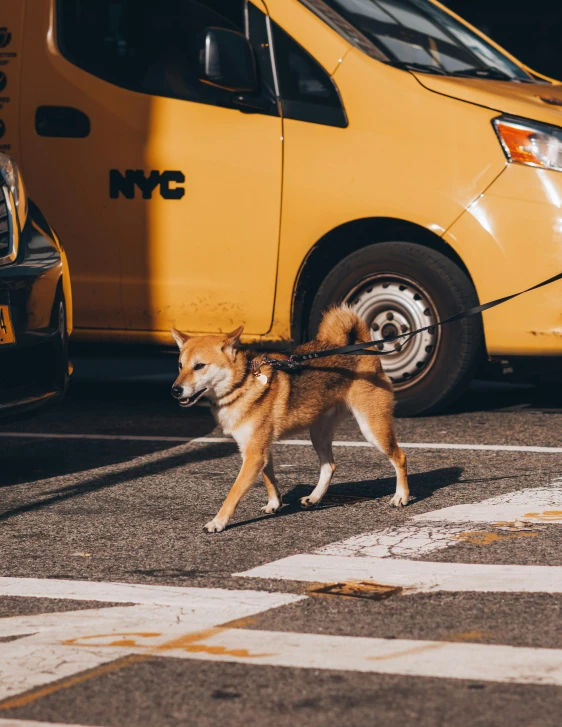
[0, 303, 15, 344]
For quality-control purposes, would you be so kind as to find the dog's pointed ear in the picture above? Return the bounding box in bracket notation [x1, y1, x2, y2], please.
[222, 326, 244, 360]
[171, 328, 190, 349]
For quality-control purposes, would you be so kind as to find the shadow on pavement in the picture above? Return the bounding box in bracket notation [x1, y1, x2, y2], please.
[0, 440, 183, 489]
[225, 466, 464, 531]
[2, 358, 560, 497]
[0, 376, 219, 485]
[0, 441, 235, 522]
[0, 378, 217, 438]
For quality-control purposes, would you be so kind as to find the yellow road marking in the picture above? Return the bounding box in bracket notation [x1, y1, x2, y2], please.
[523, 510, 562, 522]
[63, 632, 162, 648]
[454, 531, 538, 546]
[65, 627, 274, 659]
[0, 654, 148, 711]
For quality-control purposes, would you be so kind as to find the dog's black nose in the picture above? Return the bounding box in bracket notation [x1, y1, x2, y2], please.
[171, 385, 183, 399]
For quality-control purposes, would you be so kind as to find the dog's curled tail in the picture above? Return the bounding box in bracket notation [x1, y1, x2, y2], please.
[316, 305, 371, 346]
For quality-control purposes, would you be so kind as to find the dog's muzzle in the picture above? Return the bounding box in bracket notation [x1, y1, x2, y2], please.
[172, 386, 208, 408]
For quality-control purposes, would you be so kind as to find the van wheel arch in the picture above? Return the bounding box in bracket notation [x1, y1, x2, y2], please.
[291, 217, 475, 344]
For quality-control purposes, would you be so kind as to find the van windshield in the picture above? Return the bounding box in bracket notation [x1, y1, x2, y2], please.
[299, 0, 535, 82]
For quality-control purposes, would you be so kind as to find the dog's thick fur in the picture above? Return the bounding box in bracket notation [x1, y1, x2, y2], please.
[171, 306, 409, 532]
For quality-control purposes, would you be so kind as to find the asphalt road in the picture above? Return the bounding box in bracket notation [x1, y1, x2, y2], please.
[0, 358, 562, 727]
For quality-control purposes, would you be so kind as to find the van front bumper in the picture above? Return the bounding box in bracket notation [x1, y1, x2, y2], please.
[0, 200, 71, 422]
[444, 164, 562, 357]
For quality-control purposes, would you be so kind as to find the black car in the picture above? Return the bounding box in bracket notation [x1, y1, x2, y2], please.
[0, 153, 72, 422]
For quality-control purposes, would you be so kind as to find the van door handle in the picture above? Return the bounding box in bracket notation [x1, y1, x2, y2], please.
[35, 106, 91, 138]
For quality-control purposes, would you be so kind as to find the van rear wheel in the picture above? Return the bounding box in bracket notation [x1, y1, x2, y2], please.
[308, 242, 483, 416]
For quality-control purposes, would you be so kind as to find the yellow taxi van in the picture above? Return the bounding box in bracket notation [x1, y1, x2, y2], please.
[5, 0, 562, 414]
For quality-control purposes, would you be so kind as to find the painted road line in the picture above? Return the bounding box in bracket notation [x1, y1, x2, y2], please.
[0, 432, 226, 444]
[0, 720, 103, 727]
[317, 485, 562, 558]
[316, 524, 494, 559]
[0, 606, 193, 703]
[238, 488, 562, 591]
[1, 431, 562, 453]
[288, 441, 562, 454]
[237, 554, 562, 594]
[121, 628, 562, 686]
[0, 598, 291, 704]
[5, 617, 562, 688]
[0, 582, 303, 702]
[0, 602, 271, 641]
[118, 628, 562, 686]
[0, 642, 124, 707]
[0, 655, 150, 713]
[414, 484, 562, 524]
[0, 577, 303, 611]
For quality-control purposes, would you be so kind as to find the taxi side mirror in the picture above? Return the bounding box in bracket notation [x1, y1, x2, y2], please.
[198, 28, 257, 94]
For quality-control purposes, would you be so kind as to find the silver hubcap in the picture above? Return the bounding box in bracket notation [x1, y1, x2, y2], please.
[345, 275, 440, 390]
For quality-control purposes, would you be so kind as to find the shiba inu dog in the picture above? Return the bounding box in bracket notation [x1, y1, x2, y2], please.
[171, 306, 409, 533]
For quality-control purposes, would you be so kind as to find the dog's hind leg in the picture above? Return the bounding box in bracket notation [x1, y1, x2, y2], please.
[349, 383, 410, 507]
[262, 453, 282, 514]
[301, 407, 343, 509]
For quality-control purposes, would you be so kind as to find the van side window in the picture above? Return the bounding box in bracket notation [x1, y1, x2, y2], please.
[271, 23, 347, 128]
[56, 0, 247, 108]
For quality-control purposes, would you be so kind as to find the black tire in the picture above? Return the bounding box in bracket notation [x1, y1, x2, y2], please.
[308, 242, 483, 416]
[50, 285, 69, 393]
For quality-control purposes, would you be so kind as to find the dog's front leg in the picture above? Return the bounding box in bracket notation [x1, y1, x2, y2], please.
[204, 449, 267, 533]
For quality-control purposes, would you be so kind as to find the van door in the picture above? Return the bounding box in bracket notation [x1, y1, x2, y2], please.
[0, 4, 24, 161]
[20, 0, 282, 338]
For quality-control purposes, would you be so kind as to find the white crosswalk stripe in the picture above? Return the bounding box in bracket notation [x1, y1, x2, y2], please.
[238, 484, 562, 590]
[1, 584, 562, 690]
[238, 554, 562, 593]
[0, 583, 302, 703]
[1, 485, 561, 705]
[414, 483, 562, 524]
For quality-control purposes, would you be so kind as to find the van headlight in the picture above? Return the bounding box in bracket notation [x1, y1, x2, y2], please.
[493, 116, 562, 172]
[0, 153, 27, 229]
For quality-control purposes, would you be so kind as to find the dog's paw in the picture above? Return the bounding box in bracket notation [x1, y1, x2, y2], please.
[300, 496, 318, 509]
[390, 492, 410, 508]
[203, 518, 227, 533]
[261, 498, 282, 515]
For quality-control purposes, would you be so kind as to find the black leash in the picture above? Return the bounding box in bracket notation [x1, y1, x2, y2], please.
[255, 271, 562, 374]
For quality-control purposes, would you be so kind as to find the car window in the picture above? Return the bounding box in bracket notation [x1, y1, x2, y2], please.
[56, 0, 248, 106]
[300, 0, 533, 81]
[271, 22, 347, 127]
